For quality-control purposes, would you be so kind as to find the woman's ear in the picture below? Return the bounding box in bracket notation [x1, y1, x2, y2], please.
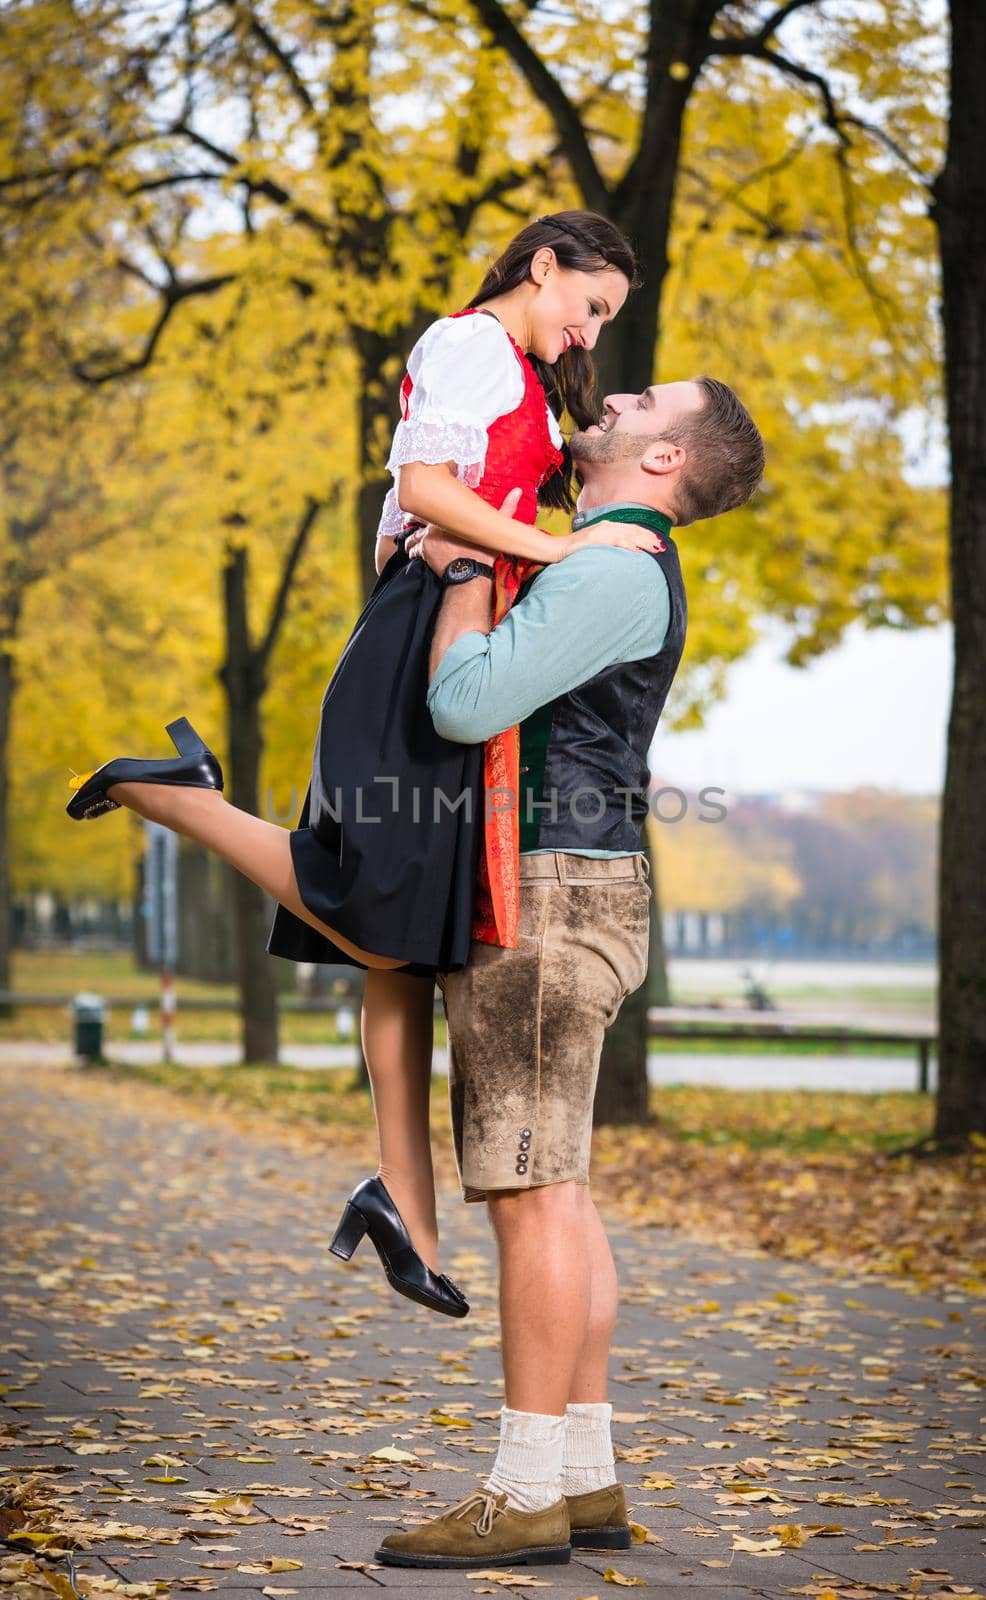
[529, 246, 557, 285]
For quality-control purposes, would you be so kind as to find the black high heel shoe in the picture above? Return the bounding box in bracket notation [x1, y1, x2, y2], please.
[329, 1176, 469, 1318]
[66, 717, 224, 821]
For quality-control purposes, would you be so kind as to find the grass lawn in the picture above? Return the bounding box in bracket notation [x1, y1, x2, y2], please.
[3, 949, 932, 1055]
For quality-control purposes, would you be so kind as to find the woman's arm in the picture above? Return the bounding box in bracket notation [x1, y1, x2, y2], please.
[398, 461, 667, 564]
[375, 533, 399, 575]
[397, 461, 568, 564]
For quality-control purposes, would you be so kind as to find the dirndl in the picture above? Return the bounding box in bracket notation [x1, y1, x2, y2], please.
[266, 542, 483, 973]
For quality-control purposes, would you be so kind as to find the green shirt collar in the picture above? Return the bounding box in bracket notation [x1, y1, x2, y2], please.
[571, 500, 673, 538]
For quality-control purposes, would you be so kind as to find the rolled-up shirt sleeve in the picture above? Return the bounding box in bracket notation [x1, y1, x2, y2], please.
[427, 546, 671, 744]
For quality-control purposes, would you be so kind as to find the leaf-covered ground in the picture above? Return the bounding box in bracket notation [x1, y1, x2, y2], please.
[1, 1060, 983, 1600]
[99, 1061, 985, 1299]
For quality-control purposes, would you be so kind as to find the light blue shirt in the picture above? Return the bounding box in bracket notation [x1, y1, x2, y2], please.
[426, 545, 671, 856]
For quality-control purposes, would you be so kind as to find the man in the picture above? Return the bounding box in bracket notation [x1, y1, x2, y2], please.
[375, 377, 765, 1569]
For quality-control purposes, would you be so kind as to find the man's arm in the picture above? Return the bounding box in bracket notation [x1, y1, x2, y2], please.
[428, 571, 495, 681]
[426, 546, 671, 744]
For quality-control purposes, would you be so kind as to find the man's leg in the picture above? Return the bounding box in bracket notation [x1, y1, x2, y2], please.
[477, 1182, 587, 1516]
[487, 1181, 591, 1414]
[567, 1186, 618, 1405]
[483, 1182, 620, 1511]
[484, 1182, 616, 1410]
[561, 1188, 621, 1501]
[375, 858, 647, 1566]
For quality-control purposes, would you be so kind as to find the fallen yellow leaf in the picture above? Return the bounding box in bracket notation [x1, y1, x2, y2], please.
[770, 1522, 807, 1547]
[628, 1520, 660, 1545]
[465, 1573, 553, 1588]
[731, 1534, 783, 1556]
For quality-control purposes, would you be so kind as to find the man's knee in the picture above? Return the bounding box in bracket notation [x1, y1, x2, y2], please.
[487, 1179, 583, 1239]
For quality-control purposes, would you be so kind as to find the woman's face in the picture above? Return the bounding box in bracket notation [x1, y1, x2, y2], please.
[527, 252, 630, 364]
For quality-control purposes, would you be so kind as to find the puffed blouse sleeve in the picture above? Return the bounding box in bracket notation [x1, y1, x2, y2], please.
[377, 314, 525, 539]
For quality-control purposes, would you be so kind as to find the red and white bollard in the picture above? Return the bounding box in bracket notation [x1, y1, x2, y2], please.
[161, 969, 177, 1063]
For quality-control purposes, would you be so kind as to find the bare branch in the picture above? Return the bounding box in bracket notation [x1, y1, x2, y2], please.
[257, 489, 336, 674]
[467, 0, 608, 210]
[227, 1, 318, 119]
[123, 169, 229, 196]
[711, 40, 849, 145]
[706, 38, 910, 354]
[842, 113, 934, 188]
[71, 272, 237, 384]
[173, 123, 336, 238]
[708, 0, 821, 56]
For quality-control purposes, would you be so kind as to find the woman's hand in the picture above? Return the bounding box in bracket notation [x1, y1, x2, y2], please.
[563, 519, 667, 557]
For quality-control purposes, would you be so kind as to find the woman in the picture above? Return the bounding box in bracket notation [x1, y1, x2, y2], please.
[66, 210, 658, 1318]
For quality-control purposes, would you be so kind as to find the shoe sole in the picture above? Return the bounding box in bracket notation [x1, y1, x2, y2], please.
[67, 793, 122, 821]
[571, 1523, 632, 1548]
[374, 1543, 571, 1568]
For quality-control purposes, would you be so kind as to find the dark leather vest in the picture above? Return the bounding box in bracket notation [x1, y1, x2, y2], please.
[518, 514, 687, 852]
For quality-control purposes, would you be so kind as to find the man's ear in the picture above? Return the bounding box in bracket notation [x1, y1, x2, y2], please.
[640, 439, 686, 478]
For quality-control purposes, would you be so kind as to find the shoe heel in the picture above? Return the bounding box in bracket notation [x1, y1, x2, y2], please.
[328, 1203, 367, 1261]
[165, 716, 205, 758]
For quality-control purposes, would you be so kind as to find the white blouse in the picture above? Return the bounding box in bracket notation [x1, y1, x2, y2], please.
[377, 313, 564, 539]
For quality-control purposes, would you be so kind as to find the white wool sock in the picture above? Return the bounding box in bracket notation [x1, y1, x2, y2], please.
[484, 1406, 567, 1513]
[560, 1400, 618, 1496]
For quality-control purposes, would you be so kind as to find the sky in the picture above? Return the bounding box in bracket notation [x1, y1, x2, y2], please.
[654, 618, 950, 799]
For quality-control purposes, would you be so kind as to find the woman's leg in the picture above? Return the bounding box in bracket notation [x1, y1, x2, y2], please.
[106, 781, 404, 969]
[361, 969, 440, 1271]
[107, 782, 441, 1264]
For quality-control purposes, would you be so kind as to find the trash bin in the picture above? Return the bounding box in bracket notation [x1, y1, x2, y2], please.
[72, 992, 106, 1063]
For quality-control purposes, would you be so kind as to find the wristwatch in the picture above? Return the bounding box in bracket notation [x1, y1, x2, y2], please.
[442, 556, 495, 586]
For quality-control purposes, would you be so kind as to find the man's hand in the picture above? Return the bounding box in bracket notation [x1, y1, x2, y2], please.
[405, 525, 477, 576]
[406, 488, 522, 574]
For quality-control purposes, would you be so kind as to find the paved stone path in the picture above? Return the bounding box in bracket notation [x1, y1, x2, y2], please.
[1, 1060, 983, 1599]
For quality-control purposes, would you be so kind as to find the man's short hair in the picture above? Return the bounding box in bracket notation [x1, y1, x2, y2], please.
[664, 377, 765, 525]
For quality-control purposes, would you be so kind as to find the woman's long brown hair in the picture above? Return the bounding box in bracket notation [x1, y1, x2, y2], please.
[467, 211, 639, 511]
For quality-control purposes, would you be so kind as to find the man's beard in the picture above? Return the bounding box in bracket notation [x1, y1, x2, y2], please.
[570, 427, 662, 464]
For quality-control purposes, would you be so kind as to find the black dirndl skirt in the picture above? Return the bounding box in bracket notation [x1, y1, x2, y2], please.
[266, 543, 483, 974]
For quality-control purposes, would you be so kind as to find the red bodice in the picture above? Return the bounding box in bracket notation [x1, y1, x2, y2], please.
[401, 307, 565, 950]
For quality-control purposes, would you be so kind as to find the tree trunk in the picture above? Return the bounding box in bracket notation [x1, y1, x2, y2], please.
[0, 633, 15, 1016]
[355, 328, 399, 602]
[931, 0, 986, 1139]
[220, 542, 280, 1065]
[354, 316, 434, 603]
[646, 834, 672, 1009]
[593, 83, 694, 1121]
[593, 975, 651, 1126]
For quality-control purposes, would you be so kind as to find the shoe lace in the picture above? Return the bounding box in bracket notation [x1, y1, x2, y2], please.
[452, 1489, 507, 1538]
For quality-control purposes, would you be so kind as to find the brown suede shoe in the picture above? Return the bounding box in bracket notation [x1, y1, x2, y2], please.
[564, 1481, 631, 1548]
[375, 1487, 571, 1568]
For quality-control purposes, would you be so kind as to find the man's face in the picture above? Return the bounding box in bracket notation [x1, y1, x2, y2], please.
[571, 380, 704, 464]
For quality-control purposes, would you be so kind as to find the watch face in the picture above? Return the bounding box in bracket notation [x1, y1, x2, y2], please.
[447, 558, 473, 580]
